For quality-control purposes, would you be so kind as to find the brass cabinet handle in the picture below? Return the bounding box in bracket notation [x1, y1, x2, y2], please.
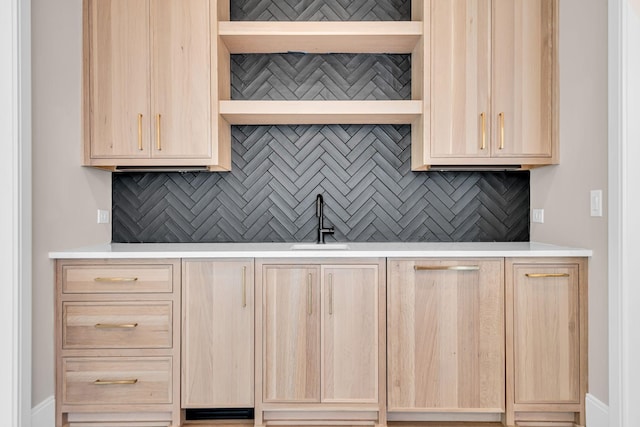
[156, 114, 162, 151]
[94, 323, 138, 329]
[414, 265, 480, 271]
[328, 273, 333, 316]
[93, 277, 138, 283]
[137, 114, 143, 151]
[93, 379, 138, 385]
[307, 273, 312, 315]
[499, 112, 505, 150]
[480, 112, 486, 150]
[525, 273, 570, 278]
[242, 266, 247, 308]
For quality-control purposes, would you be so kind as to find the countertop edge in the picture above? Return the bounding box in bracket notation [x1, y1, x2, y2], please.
[49, 243, 593, 259]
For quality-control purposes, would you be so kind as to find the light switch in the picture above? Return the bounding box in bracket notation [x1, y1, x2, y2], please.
[532, 209, 544, 223]
[590, 190, 603, 217]
[97, 209, 110, 224]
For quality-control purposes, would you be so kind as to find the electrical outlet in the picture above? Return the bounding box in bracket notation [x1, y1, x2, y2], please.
[97, 209, 110, 224]
[532, 209, 544, 224]
[590, 190, 603, 217]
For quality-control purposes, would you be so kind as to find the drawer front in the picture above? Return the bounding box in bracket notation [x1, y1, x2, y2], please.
[62, 357, 172, 405]
[63, 302, 173, 349]
[62, 264, 174, 294]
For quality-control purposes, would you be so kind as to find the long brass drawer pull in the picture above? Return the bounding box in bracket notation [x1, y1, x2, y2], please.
[93, 379, 138, 385]
[94, 277, 139, 283]
[526, 273, 570, 278]
[137, 113, 143, 151]
[499, 112, 505, 150]
[307, 273, 312, 315]
[156, 114, 162, 151]
[414, 265, 480, 271]
[94, 323, 138, 329]
[242, 266, 247, 308]
[480, 112, 486, 150]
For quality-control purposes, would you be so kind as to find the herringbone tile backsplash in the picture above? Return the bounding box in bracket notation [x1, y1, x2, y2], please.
[111, 0, 530, 244]
[112, 123, 529, 243]
[230, 0, 411, 21]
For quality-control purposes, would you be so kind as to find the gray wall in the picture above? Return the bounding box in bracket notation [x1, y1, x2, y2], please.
[32, 0, 111, 405]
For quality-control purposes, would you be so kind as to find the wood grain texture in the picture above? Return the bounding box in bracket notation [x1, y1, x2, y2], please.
[321, 265, 379, 403]
[182, 259, 254, 408]
[62, 357, 172, 405]
[431, 0, 491, 159]
[62, 263, 174, 294]
[387, 258, 505, 413]
[263, 265, 321, 403]
[55, 259, 181, 427]
[63, 302, 172, 349]
[505, 258, 588, 426]
[410, 0, 430, 171]
[88, 0, 151, 159]
[220, 100, 421, 125]
[218, 21, 422, 54]
[512, 264, 580, 403]
[492, 0, 554, 159]
[151, 0, 212, 159]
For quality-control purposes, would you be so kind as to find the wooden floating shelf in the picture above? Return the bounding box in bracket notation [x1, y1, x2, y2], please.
[219, 100, 422, 125]
[218, 21, 423, 54]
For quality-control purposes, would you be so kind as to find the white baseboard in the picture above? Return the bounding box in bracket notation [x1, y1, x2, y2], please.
[31, 396, 54, 427]
[586, 393, 609, 427]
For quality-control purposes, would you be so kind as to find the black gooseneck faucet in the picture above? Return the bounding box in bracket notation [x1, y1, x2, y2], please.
[316, 194, 335, 244]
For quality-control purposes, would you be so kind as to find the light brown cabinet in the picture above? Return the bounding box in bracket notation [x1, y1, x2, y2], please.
[256, 260, 386, 426]
[181, 259, 254, 408]
[505, 258, 587, 426]
[55, 259, 181, 427]
[83, 0, 230, 171]
[387, 259, 505, 418]
[413, 0, 558, 169]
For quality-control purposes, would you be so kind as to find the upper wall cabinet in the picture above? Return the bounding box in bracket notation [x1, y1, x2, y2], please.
[83, 0, 231, 171]
[412, 0, 558, 170]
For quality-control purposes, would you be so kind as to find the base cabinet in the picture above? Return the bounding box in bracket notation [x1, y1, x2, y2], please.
[387, 259, 505, 419]
[54, 255, 587, 427]
[256, 260, 386, 426]
[54, 259, 181, 427]
[505, 258, 588, 426]
[182, 259, 254, 408]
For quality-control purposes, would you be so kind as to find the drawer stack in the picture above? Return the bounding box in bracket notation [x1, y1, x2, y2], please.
[55, 260, 181, 427]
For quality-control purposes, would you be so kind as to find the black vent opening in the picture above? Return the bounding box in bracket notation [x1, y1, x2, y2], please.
[185, 408, 254, 421]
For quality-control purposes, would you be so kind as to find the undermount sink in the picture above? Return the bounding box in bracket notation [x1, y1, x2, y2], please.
[290, 243, 350, 250]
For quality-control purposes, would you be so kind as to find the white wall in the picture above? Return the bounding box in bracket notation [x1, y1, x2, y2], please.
[530, 0, 609, 405]
[2, 0, 32, 423]
[31, 0, 111, 406]
[609, 0, 640, 425]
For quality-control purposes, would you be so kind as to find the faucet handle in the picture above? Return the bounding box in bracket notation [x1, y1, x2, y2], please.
[316, 194, 323, 217]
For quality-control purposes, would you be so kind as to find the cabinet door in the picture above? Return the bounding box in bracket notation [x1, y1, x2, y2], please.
[510, 263, 580, 403]
[431, 0, 492, 159]
[321, 265, 379, 403]
[263, 266, 321, 402]
[88, 0, 151, 158]
[387, 259, 505, 411]
[492, 0, 554, 158]
[182, 260, 254, 407]
[151, 0, 212, 159]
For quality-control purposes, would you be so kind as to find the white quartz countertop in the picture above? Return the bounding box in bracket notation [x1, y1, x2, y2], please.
[49, 242, 592, 259]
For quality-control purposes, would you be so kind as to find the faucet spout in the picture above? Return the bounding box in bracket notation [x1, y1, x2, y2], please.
[316, 194, 334, 244]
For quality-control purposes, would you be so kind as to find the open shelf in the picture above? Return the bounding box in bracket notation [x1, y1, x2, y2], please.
[218, 21, 423, 54]
[219, 100, 422, 125]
